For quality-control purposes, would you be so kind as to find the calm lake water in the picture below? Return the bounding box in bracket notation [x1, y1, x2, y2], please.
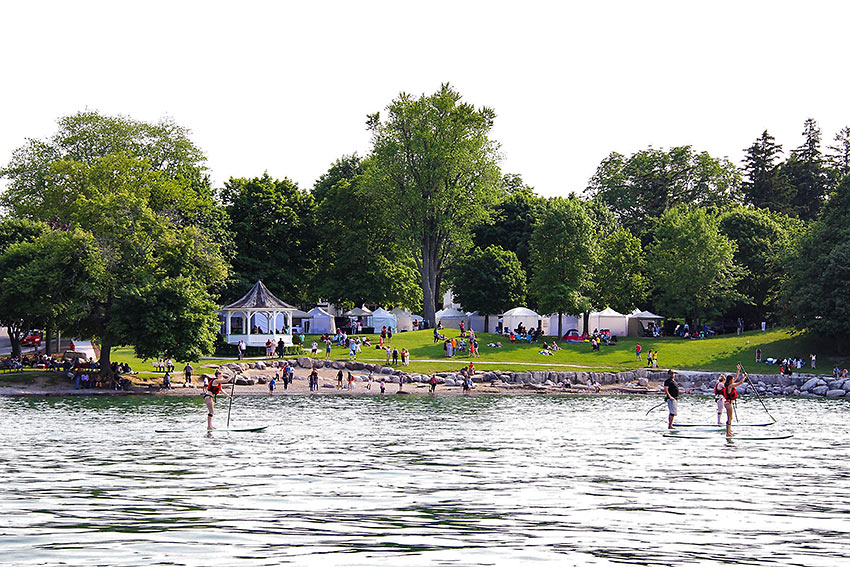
[1, 393, 848, 566]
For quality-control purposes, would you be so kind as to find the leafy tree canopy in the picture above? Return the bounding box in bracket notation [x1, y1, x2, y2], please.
[585, 145, 742, 240]
[363, 83, 502, 325]
[312, 156, 421, 310]
[592, 227, 648, 314]
[447, 245, 527, 320]
[529, 197, 595, 321]
[221, 173, 319, 306]
[647, 205, 744, 324]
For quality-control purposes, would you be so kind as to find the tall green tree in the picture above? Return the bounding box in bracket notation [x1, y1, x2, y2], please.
[0, 230, 103, 360]
[447, 245, 527, 331]
[0, 110, 227, 242]
[529, 197, 595, 337]
[827, 126, 850, 183]
[221, 173, 319, 305]
[647, 205, 743, 326]
[585, 146, 742, 240]
[741, 130, 794, 214]
[363, 84, 502, 326]
[472, 175, 544, 273]
[313, 156, 420, 310]
[784, 118, 830, 220]
[592, 227, 648, 314]
[781, 174, 850, 349]
[718, 206, 801, 324]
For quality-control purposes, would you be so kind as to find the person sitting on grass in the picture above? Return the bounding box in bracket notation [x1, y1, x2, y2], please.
[539, 349, 553, 356]
[509, 332, 516, 343]
[550, 341, 561, 351]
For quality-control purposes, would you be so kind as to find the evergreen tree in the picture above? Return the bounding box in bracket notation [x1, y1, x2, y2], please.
[741, 130, 793, 214]
[785, 118, 830, 220]
[827, 126, 850, 182]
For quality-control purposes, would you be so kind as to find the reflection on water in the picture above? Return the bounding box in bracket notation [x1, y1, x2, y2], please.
[1, 394, 848, 566]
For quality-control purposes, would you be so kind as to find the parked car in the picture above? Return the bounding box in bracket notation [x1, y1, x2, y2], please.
[22, 330, 42, 346]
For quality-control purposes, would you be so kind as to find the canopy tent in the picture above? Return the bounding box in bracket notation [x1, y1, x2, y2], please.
[541, 313, 580, 337]
[344, 306, 373, 329]
[391, 308, 414, 332]
[467, 311, 498, 333]
[628, 309, 665, 336]
[502, 307, 541, 333]
[581, 307, 628, 337]
[435, 307, 468, 330]
[306, 306, 335, 335]
[371, 307, 398, 333]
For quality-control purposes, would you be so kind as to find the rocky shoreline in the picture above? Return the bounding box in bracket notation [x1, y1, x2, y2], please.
[212, 357, 850, 399]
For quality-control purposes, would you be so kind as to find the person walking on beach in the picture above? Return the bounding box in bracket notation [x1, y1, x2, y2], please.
[337, 369, 344, 389]
[429, 374, 438, 393]
[366, 371, 373, 390]
[183, 362, 193, 387]
[204, 370, 234, 430]
[380, 378, 386, 395]
[723, 364, 746, 436]
[347, 372, 355, 390]
[269, 374, 276, 395]
[309, 369, 319, 391]
[664, 370, 679, 430]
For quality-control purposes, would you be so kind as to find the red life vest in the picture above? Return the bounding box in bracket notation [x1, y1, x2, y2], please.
[724, 386, 738, 401]
[207, 381, 222, 396]
[714, 382, 725, 397]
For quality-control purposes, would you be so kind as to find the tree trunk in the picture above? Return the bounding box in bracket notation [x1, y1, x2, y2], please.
[434, 271, 443, 315]
[44, 327, 53, 356]
[582, 312, 590, 336]
[99, 339, 114, 379]
[421, 256, 436, 328]
[557, 312, 563, 339]
[484, 313, 490, 333]
[7, 326, 23, 360]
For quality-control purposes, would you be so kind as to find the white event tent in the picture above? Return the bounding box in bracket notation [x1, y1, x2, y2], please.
[542, 314, 581, 337]
[582, 307, 629, 336]
[306, 306, 335, 334]
[502, 307, 541, 333]
[391, 308, 414, 332]
[467, 311, 498, 333]
[371, 307, 398, 332]
[435, 307, 468, 329]
[628, 309, 665, 336]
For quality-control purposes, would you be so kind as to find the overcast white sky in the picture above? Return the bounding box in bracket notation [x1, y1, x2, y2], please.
[1, 1, 848, 197]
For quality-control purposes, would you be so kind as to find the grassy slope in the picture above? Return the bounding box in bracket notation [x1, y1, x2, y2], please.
[9, 328, 837, 387]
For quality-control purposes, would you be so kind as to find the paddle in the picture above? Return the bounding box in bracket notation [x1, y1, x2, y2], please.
[646, 400, 667, 416]
[739, 361, 776, 423]
[226, 376, 237, 428]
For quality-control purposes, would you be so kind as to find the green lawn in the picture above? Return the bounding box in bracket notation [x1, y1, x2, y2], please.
[97, 327, 849, 378]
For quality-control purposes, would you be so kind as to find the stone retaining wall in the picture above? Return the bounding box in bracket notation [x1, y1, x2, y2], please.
[209, 359, 850, 398]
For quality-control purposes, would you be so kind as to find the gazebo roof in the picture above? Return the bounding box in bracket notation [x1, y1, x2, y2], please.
[222, 280, 295, 311]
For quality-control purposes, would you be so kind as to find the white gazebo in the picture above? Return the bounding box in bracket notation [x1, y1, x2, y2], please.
[221, 280, 297, 347]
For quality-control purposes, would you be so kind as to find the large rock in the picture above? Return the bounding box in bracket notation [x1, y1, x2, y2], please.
[331, 361, 345, 369]
[296, 357, 312, 369]
[444, 378, 456, 386]
[380, 366, 394, 375]
[256, 376, 267, 384]
[346, 361, 365, 371]
[826, 389, 846, 398]
[801, 377, 820, 392]
[812, 385, 830, 396]
[255, 361, 267, 370]
[828, 379, 844, 390]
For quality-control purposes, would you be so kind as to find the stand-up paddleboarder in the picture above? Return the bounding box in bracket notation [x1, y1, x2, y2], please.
[204, 369, 234, 430]
[664, 370, 679, 430]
